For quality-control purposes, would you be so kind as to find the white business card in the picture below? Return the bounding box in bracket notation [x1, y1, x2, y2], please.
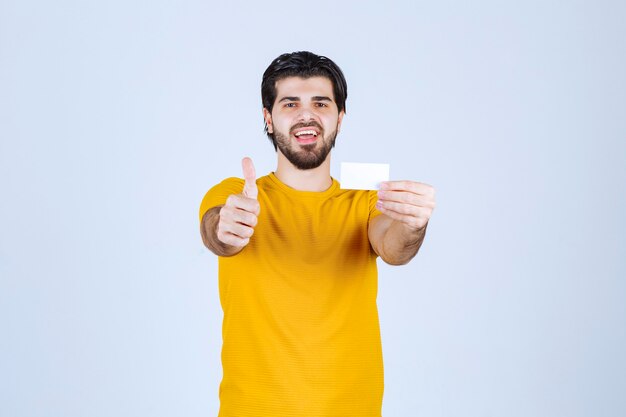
[340, 162, 390, 190]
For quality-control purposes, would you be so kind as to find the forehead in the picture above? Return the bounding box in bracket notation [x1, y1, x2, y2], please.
[274, 76, 335, 100]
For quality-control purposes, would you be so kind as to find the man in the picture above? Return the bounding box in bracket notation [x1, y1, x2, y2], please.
[199, 51, 435, 416]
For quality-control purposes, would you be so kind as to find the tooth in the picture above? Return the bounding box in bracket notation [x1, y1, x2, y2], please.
[295, 130, 317, 137]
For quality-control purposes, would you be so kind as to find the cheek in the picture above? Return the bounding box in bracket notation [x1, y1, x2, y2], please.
[275, 117, 294, 134]
[322, 116, 339, 131]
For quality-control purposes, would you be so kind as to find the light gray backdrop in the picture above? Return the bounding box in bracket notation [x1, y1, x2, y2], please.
[1, 1, 624, 416]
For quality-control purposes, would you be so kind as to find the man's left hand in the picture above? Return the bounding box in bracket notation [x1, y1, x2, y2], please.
[376, 181, 436, 232]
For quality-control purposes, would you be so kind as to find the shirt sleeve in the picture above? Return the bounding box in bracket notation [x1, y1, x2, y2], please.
[368, 190, 383, 222]
[198, 177, 245, 224]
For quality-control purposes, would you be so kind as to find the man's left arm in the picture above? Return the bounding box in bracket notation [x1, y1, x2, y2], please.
[368, 181, 436, 265]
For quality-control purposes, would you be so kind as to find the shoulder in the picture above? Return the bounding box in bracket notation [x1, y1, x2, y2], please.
[198, 177, 245, 224]
[205, 176, 248, 199]
[213, 176, 245, 189]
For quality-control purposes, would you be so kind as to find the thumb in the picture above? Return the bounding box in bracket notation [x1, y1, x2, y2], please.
[241, 157, 258, 199]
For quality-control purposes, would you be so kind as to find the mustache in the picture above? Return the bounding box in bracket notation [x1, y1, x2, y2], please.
[290, 121, 324, 134]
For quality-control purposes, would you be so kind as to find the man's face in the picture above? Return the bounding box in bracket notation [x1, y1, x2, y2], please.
[263, 76, 344, 170]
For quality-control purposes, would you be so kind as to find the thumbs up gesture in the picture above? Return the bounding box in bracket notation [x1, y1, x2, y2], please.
[242, 157, 258, 199]
[216, 157, 261, 249]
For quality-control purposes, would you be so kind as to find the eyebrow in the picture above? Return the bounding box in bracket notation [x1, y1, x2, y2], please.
[278, 96, 334, 103]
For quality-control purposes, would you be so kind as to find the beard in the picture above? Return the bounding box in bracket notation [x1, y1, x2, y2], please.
[273, 122, 339, 170]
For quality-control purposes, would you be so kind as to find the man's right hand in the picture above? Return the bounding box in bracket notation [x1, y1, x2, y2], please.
[216, 157, 260, 248]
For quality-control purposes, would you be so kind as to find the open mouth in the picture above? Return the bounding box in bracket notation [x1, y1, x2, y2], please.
[292, 129, 319, 144]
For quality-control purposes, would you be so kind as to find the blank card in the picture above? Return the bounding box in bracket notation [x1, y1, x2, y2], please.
[340, 162, 390, 190]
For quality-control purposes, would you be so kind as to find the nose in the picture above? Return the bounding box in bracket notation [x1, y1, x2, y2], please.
[296, 105, 316, 122]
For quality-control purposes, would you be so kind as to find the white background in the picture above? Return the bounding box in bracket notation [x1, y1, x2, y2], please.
[1, 1, 625, 416]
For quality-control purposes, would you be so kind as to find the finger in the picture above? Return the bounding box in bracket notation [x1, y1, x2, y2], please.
[220, 204, 258, 228]
[225, 194, 261, 216]
[231, 208, 258, 228]
[376, 204, 429, 230]
[217, 231, 250, 248]
[377, 190, 435, 208]
[242, 157, 258, 200]
[377, 200, 424, 216]
[378, 191, 421, 205]
[218, 220, 254, 245]
[380, 180, 435, 196]
[221, 221, 255, 239]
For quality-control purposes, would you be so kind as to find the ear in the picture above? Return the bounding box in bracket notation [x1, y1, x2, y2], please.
[263, 108, 273, 134]
[336, 110, 345, 133]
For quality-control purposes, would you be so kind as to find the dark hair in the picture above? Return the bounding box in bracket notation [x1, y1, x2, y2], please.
[261, 51, 348, 149]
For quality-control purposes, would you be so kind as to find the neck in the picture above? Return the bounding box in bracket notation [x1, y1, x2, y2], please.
[275, 151, 333, 192]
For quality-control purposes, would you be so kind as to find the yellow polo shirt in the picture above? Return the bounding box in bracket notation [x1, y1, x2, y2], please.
[199, 172, 384, 417]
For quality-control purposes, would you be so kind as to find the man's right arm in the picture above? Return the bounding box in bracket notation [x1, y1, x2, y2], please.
[199, 157, 260, 257]
[200, 206, 245, 257]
